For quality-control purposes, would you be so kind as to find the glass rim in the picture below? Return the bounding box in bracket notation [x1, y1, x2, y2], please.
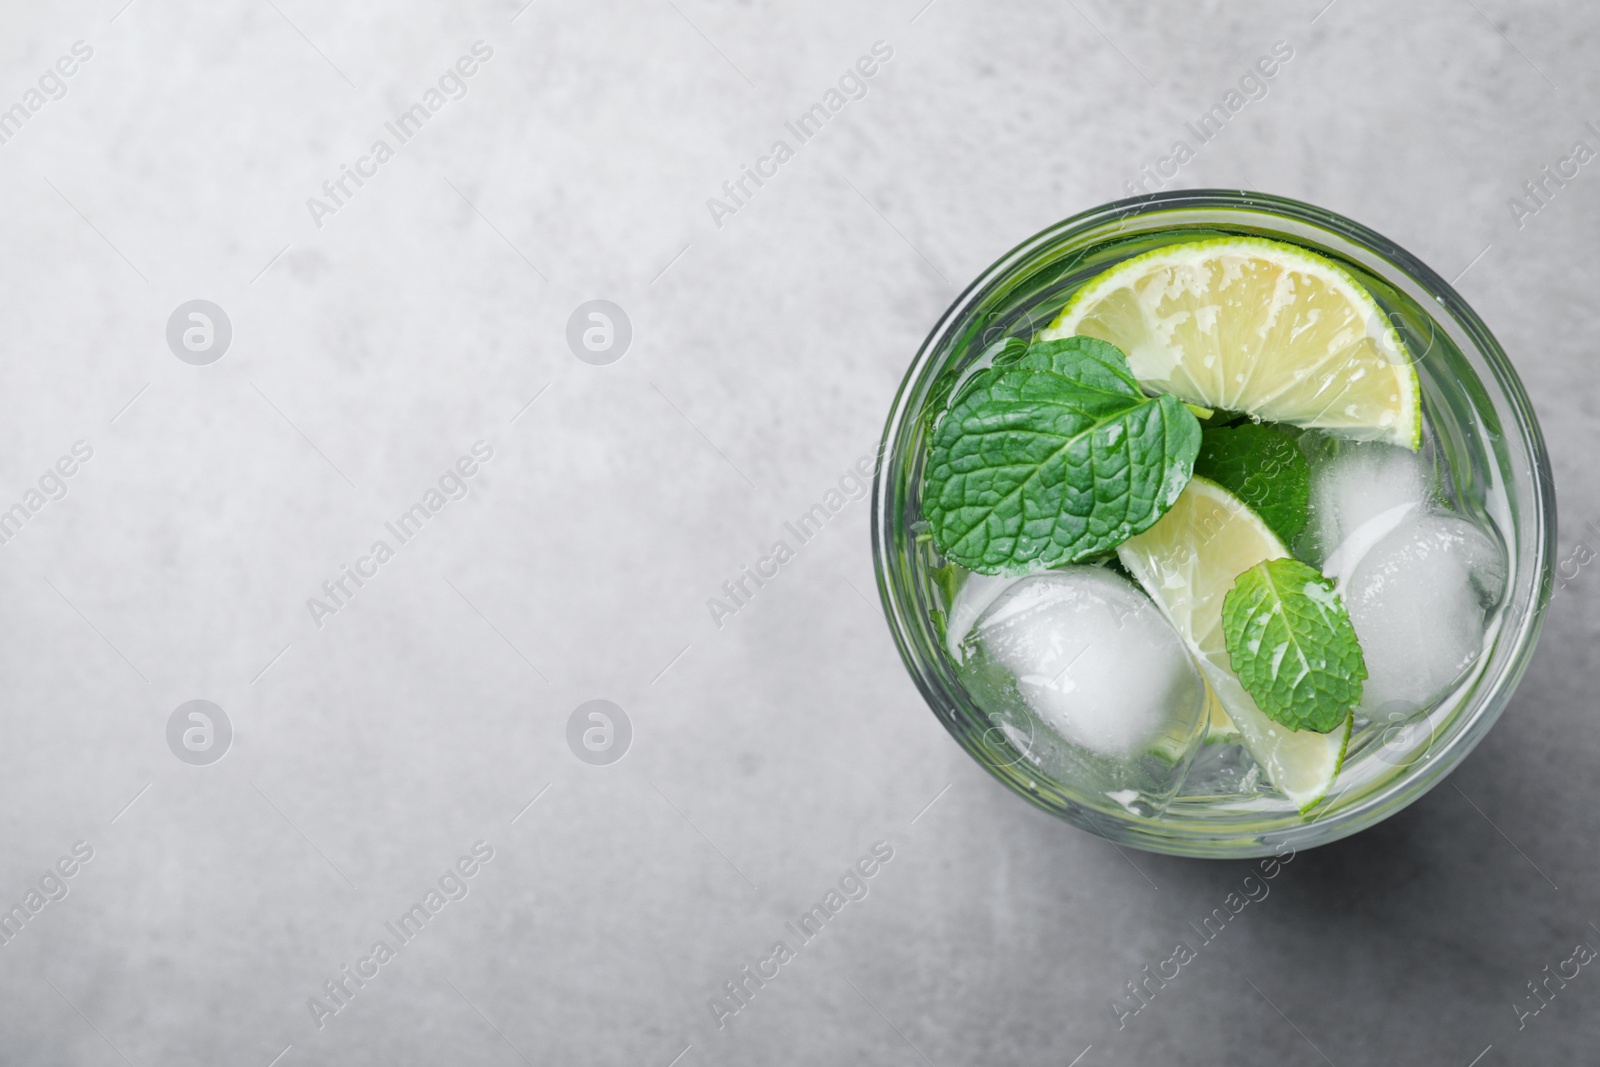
[871, 188, 1557, 857]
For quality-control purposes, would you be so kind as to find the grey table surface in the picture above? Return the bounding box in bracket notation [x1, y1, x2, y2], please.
[0, 0, 1595, 1064]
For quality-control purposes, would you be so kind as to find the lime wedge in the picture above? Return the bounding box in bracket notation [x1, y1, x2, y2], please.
[1200, 680, 1240, 744]
[1117, 477, 1351, 810]
[1044, 236, 1421, 450]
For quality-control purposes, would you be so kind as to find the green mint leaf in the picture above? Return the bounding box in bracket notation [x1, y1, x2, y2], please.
[1011, 335, 1152, 391]
[1193, 423, 1311, 545]
[1221, 557, 1367, 733]
[924, 336, 1201, 575]
[949, 336, 1031, 408]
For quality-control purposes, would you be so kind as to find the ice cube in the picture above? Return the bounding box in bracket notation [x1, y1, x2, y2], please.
[968, 567, 1207, 762]
[1301, 439, 1428, 569]
[945, 570, 1022, 661]
[1341, 513, 1504, 715]
[1299, 438, 1507, 716]
[1447, 514, 1509, 608]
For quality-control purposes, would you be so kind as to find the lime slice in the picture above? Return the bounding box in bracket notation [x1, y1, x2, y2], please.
[1043, 237, 1421, 450]
[1200, 680, 1240, 744]
[1117, 477, 1351, 810]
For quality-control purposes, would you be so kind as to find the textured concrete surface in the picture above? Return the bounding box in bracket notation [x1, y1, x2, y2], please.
[0, 0, 1596, 1064]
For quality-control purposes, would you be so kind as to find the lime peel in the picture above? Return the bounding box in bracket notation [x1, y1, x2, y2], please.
[1044, 236, 1422, 451]
[1117, 478, 1350, 810]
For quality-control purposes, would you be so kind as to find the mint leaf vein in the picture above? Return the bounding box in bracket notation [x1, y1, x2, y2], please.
[924, 336, 1201, 575]
[1221, 557, 1367, 733]
[1192, 423, 1310, 546]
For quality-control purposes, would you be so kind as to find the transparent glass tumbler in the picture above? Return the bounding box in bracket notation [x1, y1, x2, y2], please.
[871, 190, 1556, 858]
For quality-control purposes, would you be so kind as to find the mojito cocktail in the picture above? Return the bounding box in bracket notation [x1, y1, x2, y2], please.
[874, 193, 1553, 856]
